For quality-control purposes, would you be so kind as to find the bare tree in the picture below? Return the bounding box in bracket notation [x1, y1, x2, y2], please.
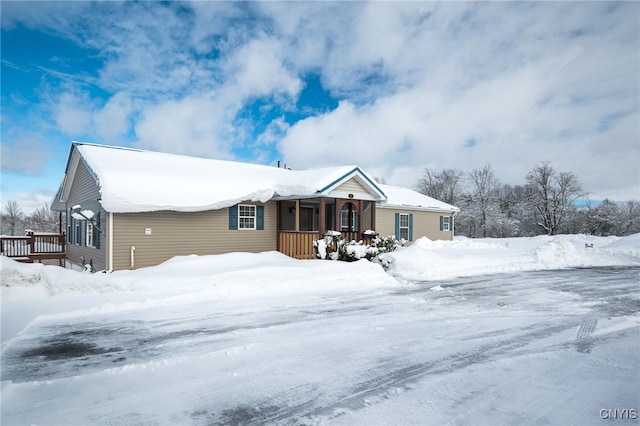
[620, 200, 640, 235]
[1, 200, 25, 235]
[526, 162, 584, 235]
[467, 164, 500, 237]
[26, 204, 60, 233]
[416, 168, 463, 206]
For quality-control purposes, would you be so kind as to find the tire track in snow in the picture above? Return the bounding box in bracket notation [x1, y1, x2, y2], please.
[211, 321, 577, 424]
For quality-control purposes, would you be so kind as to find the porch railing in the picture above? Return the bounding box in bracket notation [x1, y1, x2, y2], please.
[340, 231, 361, 242]
[1, 233, 66, 265]
[278, 231, 320, 260]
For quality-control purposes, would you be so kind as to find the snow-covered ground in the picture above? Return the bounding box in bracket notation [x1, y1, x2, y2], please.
[376, 233, 640, 281]
[1, 234, 639, 425]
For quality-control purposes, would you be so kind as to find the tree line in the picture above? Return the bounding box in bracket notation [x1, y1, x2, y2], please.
[416, 162, 639, 238]
[0, 201, 61, 235]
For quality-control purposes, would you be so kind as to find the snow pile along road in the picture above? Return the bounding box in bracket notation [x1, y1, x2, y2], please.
[377, 233, 640, 281]
[1, 251, 399, 343]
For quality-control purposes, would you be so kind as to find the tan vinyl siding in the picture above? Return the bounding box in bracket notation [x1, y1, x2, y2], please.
[65, 159, 107, 270]
[112, 201, 277, 270]
[330, 178, 369, 197]
[375, 207, 454, 242]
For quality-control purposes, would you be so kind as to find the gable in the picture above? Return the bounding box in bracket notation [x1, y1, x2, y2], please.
[327, 177, 371, 199]
[52, 145, 101, 211]
[316, 167, 386, 202]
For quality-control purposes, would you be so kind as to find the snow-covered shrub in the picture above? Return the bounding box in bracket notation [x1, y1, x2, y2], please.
[313, 233, 403, 262]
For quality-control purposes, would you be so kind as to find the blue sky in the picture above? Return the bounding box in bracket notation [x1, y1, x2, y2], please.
[1, 1, 638, 212]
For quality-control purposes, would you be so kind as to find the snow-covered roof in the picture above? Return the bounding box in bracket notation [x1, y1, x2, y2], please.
[54, 142, 457, 214]
[378, 184, 459, 213]
[56, 143, 386, 213]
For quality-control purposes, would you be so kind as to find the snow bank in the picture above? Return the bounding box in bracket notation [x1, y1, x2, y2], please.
[1, 251, 397, 297]
[1, 252, 399, 342]
[377, 234, 640, 281]
[2, 234, 638, 342]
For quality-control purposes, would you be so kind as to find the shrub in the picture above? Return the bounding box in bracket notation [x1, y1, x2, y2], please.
[313, 232, 403, 262]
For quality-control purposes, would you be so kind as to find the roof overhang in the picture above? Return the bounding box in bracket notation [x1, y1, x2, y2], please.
[377, 203, 460, 213]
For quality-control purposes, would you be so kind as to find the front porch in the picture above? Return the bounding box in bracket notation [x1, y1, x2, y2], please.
[276, 197, 377, 259]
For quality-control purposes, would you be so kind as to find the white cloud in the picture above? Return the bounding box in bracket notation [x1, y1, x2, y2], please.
[273, 1, 639, 200]
[93, 93, 133, 140]
[220, 37, 301, 103]
[134, 94, 232, 158]
[53, 92, 93, 135]
[0, 137, 50, 176]
[3, 1, 638, 201]
[134, 35, 302, 158]
[0, 189, 56, 215]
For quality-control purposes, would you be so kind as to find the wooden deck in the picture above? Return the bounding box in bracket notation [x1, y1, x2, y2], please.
[1, 233, 66, 266]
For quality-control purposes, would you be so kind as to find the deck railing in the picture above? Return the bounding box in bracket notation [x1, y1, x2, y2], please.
[1, 233, 66, 265]
[277, 231, 320, 260]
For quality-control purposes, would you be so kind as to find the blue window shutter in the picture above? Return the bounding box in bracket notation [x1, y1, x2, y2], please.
[95, 213, 101, 249]
[229, 205, 238, 230]
[394, 213, 400, 239]
[256, 205, 264, 230]
[440, 216, 444, 231]
[409, 213, 413, 241]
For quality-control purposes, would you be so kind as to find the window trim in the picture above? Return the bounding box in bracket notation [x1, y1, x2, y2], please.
[340, 210, 358, 231]
[442, 216, 451, 232]
[238, 204, 257, 230]
[86, 221, 95, 248]
[398, 213, 410, 240]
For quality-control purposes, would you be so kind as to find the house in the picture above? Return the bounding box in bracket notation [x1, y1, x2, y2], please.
[51, 142, 459, 271]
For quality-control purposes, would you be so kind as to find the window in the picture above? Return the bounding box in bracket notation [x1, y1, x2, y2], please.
[86, 222, 94, 247]
[75, 221, 81, 245]
[442, 216, 451, 231]
[238, 204, 256, 230]
[394, 212, 413, 241]
[229, 204, 264, 230]
[340, 210, 358, 231]
[398, 213, 410, 240]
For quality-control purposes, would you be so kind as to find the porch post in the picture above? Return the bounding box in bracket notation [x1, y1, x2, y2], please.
[276, 201, 281, 252]
[371, 201, 376, 232]
[319, 197, 326, 235]
[295, 199, 300, 232]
